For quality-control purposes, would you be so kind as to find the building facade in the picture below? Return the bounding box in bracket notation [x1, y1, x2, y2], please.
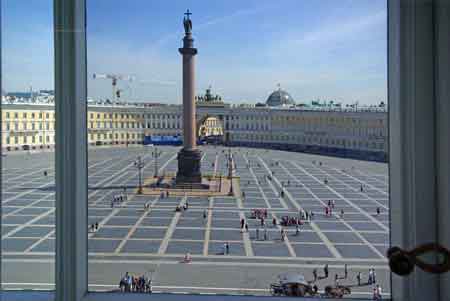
[1, 90, 387, 162]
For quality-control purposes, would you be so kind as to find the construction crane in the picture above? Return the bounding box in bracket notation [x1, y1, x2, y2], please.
[92, 73, 134, 103]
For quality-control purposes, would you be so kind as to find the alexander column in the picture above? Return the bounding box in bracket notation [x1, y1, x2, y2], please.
[176, 10, 202, 184]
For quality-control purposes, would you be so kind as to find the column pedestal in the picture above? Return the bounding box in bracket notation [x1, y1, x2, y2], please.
[176, 148, 202, 184]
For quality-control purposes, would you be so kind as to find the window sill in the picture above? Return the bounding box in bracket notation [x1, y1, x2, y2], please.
[1, 291, 55, 301]
[0, 291, 391, 301]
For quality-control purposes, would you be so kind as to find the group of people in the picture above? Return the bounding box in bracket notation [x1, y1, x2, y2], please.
[254, 227, 270, 241]
[110, 193, 127, 208]
[356, 269, 377, 286]
[222, 242, 230, 255]
[280, 215, 304, 227]
[89, 222, 99, 232]
[250, 208, 268, 219]
[324, 200, 336, 217]
[160, 191, 170, 199]
[299, 209, 314, 221]
[175, 201, 189, 212]
[311, 264, 382, 299]
[372, 284, 383, 300]
[118, 272, 152, 293]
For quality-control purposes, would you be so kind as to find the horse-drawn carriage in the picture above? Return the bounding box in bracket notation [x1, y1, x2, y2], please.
[324, 285, 352, 298]
[270, 272, 352, 298]
[270, 273, 314, 297]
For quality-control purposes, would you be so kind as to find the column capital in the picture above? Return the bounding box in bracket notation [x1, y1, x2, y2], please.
[179, 47, 198, 56]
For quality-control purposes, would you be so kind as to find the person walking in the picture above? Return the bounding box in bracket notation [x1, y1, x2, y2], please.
[203, 209, 207, 220]
[313, 268, 317, 282]
[295, 224, 299, 236]
[376, 284, 382, 300]
[357, 271, 362, 286]
[245, 223, 249, 232]
[280, 228, 285, 241]
[368, 269, 374, 284]
[226, 242, 230, 255]
[256, 227, 260, 240]
[264, 227, 268, 241]
[344, 263, 348, 279]
[241, 218, 245, 230]
[340, 209, 345, 219]
[373, 287, 379, 300]
[372, 268, 377, 283]
[272, 217, 277, 227]
[376, 207, 381, 216]
[324, 264, 329, 278]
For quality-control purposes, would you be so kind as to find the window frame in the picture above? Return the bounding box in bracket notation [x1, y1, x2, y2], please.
[1, 0, 449, 301]
[388, 0, 449, 300]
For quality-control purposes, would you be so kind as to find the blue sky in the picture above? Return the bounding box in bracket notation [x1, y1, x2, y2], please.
[2, 0, 387, 105]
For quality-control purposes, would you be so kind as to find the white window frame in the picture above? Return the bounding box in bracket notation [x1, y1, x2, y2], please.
[388, 0, 450, 300]
[1, 0, 449, 301]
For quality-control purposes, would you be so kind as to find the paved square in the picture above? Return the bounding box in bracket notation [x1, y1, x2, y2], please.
[2, 146, 390, 298]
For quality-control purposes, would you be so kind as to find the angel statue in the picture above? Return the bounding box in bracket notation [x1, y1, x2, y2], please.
[183, 9, 192, 35]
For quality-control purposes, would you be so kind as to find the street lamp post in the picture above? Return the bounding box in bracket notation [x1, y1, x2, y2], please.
[228, 148, 233, 196]
[152, 146, 162, 178]
[134, 156, 144, 194]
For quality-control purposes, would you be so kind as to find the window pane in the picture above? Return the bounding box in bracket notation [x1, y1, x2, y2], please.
[86, 0, 389, 299]
[2, 0, 55, 290]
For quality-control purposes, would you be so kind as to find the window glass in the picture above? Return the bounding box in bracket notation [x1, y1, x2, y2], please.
[2, 0, 55, 290]
[84, 0, 389, 299]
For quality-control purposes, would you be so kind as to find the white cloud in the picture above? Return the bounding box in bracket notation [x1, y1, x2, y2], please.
[295, 10, 386, 47]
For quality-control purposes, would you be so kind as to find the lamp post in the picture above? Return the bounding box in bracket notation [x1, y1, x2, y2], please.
[152, 146, 162, 178]
[228, 148, 233, 196]
[134, 156, 144, 194]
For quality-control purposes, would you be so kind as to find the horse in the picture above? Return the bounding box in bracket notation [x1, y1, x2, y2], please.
[324, 285, 351, 298]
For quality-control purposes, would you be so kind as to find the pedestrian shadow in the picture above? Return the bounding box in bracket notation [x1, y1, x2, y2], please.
[88, 185, 136, 190]
[18, 185, 55, 192]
